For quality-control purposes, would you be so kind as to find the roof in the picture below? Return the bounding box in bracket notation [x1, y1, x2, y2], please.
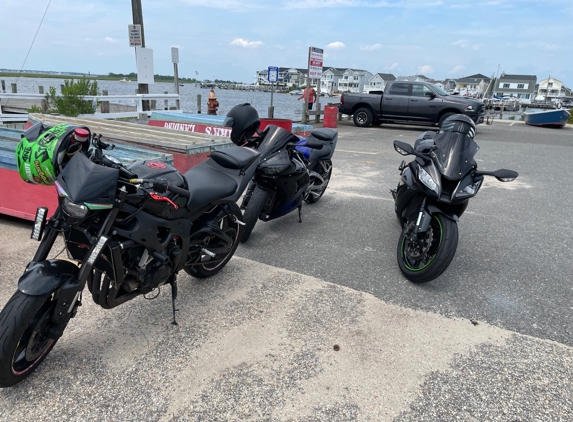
[499, 73, 537, 82]
[373, 73, 396, 81]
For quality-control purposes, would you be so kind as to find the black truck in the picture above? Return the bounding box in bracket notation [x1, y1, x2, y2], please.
[338, 81, 485, 128]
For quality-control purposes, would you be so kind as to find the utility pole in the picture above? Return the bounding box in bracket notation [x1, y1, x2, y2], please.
[131, 0, 149, 111]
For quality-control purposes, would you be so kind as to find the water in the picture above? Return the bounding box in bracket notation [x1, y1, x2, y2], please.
[1, 77, 327, 121]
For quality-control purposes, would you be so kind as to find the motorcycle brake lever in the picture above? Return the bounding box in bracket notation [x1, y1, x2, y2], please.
[149, 192, 179, 210]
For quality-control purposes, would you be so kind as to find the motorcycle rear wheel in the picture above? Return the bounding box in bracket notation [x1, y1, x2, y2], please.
[0, 291, 63, 387]
[240, 187, 269, 243]
[305, 160, 332, 204]
[397, 214, 458, 283]
[186, 207, 243, 278]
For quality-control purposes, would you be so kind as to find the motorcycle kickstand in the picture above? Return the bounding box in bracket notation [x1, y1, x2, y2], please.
[298, 204, 302, 223]
[169, 277, 179, 326]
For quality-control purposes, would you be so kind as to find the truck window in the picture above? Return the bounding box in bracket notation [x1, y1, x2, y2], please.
[388, 83, 410, 95]
[411, 84, 433, 97]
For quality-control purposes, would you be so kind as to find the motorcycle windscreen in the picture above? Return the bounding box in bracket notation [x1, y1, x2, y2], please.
[258, 125, 299, 159]
[58, 152, 119, 204]
[433, 132, 480, 180]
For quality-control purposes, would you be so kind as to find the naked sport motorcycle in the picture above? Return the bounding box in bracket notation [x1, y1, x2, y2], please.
[391, 115, 518, 283]
[0, 122, 260, 387]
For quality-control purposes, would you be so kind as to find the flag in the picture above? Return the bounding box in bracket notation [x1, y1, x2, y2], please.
[196, 71, 199, 75]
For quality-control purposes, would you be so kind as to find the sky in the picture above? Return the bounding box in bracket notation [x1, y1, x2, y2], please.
[1, 0, 572, 85]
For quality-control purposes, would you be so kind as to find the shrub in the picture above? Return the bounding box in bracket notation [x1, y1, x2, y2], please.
[568, 109, 573, 124]
[45, 78, 99, 116]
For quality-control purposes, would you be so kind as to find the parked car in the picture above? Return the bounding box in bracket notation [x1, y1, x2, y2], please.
[338, 81, 485, 128]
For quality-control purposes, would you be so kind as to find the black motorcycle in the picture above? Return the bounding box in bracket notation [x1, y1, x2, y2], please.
[391, 115, 518, 283]
[0, 123, 261, 387]
[221, 103, 337, 243]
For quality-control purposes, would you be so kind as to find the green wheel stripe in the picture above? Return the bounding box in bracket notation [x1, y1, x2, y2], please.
[401, 215, 443, 272]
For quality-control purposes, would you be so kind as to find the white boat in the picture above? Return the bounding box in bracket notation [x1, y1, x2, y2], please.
[289, 90, 303, 95]
[119, 78, 131, 83]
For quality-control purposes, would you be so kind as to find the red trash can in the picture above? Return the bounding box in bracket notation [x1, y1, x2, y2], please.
[323, 106, 338, 128]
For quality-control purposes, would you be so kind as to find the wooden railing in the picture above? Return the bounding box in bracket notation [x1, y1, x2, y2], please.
[0, 92, 181, 123]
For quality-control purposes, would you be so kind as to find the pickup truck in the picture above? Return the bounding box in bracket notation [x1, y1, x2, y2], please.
[338, 81, 485, 128]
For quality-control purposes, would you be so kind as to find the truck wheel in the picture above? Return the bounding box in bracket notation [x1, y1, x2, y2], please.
[438, 112, 455, 128]
[353, 108, 373, 127]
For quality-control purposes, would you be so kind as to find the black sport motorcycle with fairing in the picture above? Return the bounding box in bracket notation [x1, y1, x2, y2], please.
[223, 102, 337, 243]
[391, 128, 518, 283]
[0, 125, 260, 387]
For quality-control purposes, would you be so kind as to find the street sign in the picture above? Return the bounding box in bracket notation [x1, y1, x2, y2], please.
[171, 47, 179, 64]
[268, 66, 279, 83]
[309, 47, 323, 79]
[129, 24, 142, 47]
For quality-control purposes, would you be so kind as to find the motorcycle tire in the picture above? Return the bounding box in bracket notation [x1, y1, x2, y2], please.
[305, 160, 332, 204]
[397, 214, 458, 283]
[0, 291, 63, 387]
[240, 187, 269, 243]
[186, 206, 243, 278]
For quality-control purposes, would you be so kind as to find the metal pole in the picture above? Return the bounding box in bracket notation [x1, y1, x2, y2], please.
[268, 82, 274, 118]
[174, 62, 180, 110]
[132, 0, 149, 111]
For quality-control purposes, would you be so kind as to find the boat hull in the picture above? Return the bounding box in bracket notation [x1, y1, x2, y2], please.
[524, 108, 570, 127]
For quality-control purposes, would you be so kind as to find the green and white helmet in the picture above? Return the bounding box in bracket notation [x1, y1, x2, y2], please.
[15, 122, 91, 185]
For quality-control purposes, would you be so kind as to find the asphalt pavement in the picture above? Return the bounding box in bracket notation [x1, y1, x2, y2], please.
[0, 118, 572, 421]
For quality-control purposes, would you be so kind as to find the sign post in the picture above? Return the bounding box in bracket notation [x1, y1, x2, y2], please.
[304, 46, 323, 124]
[267, 66, 278, 118]
[172, 47, 180, 110]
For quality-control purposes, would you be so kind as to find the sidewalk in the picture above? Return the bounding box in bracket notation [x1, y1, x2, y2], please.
[0, 218, 572, 421]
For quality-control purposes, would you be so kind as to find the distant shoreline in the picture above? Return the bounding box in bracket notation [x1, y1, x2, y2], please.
[0, 72, 196, 83]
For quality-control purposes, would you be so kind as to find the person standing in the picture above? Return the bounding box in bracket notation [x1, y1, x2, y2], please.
[298, 86, 317, 110]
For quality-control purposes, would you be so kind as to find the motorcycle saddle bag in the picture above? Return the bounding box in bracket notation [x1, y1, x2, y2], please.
[210, 146, 259, 170]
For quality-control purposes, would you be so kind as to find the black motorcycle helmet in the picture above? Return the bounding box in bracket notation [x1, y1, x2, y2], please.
[440, 114, 476, 138]
[223, 103, 261, 146]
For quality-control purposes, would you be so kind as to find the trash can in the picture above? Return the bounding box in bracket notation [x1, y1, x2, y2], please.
[323, 106, 338, 128]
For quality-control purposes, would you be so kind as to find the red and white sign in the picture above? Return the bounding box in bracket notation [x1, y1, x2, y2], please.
[129, 24, 142, 47]
[148, 120, 232, 137]
[309, 47, 323, 79]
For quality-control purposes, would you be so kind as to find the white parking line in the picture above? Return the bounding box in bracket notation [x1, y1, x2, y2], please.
[336, 149, 381, 155]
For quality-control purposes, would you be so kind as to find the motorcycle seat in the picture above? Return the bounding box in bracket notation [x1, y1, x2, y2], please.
[308, 128, 337, 143]
[310, 146, 332, 161]
[210, 146, 259, 170]
[183, 162, 237, 208]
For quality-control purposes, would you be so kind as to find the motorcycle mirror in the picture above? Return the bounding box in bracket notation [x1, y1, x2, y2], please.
[494, 169, 518, 182]
[393, 140, 413, 156]
[475, 168, 518, 182]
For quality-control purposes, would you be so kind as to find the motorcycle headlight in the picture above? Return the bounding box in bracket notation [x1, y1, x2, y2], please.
[455, 180, 482, 198]
[259, 150, 291, 175]
[418, 165, 438, 193]
[63, 198, 89, 218]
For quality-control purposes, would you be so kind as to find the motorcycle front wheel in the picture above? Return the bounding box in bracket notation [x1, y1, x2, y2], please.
[305, 159, 332, 204]
[186, 207, 243, 278]
[0, 291, 64, 387]
[240, 187, 269, 243]
[397, 214, 458, 283]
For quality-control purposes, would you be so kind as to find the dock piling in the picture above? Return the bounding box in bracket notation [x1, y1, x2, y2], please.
[101, 90, 110, 113]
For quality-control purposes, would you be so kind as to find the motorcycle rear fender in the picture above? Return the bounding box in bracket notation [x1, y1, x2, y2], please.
[18, 259, 80, 296]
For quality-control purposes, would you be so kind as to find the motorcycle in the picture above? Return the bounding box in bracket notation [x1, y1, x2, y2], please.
[390, 115, 518, 283]
[223, 102, 338, 243]
[0, 122, 261, 387]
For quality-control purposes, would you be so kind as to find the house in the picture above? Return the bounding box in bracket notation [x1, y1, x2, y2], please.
[337, 69, 373, 93]
[454, 74, 491, 97]
[364, 73, 396, 93]
[320, 68, 347, 94]
[495, 73, 537, 101]
[537, 77, 573, 99]
[254, 67, 310, 88]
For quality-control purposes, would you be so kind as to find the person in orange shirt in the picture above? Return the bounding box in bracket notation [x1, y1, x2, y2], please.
[298, 86, 317, 110]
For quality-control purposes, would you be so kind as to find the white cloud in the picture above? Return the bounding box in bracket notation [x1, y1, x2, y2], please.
[360, 43, 382, 51]
[327, 41, 346, 49]
[449, 65, 465, 74]
[283, 0, 444, 10]
[104, 37, 117, 43]
[419, 65, 434, 74]
[230, 38, 263, 48]
[472, 43, 484, 50]
[389, 62, 399, 70]
[452, 39, 470, 48]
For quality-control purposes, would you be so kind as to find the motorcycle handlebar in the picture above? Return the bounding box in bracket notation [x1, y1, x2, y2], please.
[129, 177, 191, 198]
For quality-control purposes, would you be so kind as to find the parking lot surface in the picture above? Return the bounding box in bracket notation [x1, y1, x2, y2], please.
[0, 119, 572, 421]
